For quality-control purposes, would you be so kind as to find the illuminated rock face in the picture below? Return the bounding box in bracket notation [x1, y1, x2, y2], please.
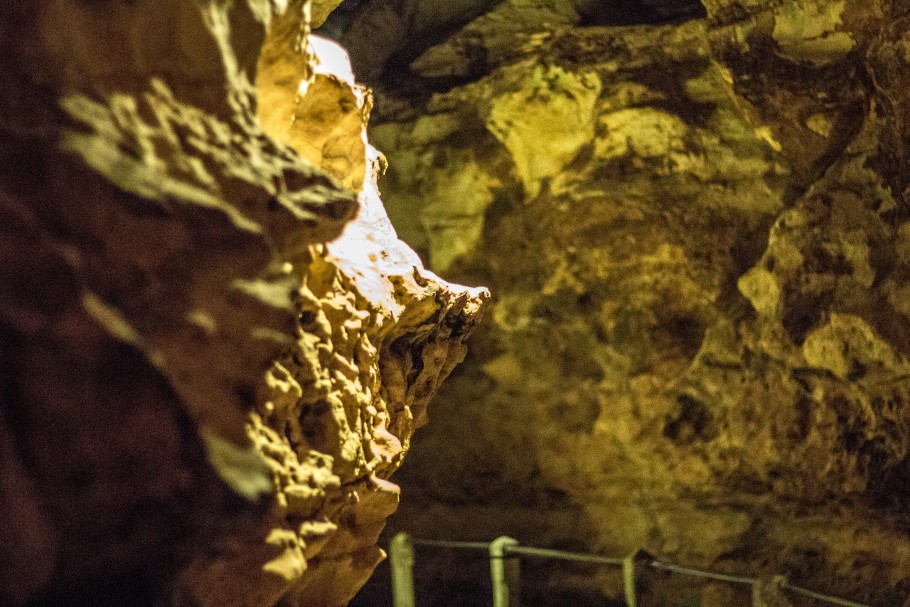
[0, 2, 486, 606]
[340, 0, 910, 605]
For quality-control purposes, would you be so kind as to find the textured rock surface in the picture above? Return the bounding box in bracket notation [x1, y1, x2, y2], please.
[340, 0, 910, 605]
[0, 2, 486, 606]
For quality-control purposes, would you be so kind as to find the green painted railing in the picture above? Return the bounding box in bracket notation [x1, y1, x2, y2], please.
[388, 533, 880, 607]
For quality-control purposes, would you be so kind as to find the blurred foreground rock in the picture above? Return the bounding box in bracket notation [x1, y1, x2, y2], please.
[0, 2, 486, 606]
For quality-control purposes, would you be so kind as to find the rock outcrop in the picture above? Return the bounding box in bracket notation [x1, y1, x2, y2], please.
[338, 0, 910, 605]
[0, 2, 486, 606]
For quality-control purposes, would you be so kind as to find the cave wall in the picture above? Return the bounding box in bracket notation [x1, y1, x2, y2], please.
[0, 2, 487, 606]
[339, 0, 910, 605]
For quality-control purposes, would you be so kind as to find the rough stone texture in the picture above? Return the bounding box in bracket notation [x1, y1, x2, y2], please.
[341, 0, 910, 605]
[0, 2, 486, 606]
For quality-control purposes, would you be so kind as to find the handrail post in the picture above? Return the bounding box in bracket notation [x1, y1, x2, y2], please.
[489, 536, 521, 607]
[622, 550, 652, 607]
[390, 533, 416, 607]
[622, 552, 637, 607]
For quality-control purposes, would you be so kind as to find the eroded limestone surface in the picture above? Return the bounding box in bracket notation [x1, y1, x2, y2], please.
[340, 0, 910, 605]
[0, 2, 486, 606]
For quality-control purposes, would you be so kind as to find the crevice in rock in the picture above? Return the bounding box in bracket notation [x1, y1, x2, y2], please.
[577, 0, 707, 26]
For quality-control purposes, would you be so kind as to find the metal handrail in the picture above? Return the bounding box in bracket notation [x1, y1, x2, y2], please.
[649, 560, 755, 585]
[388, 533, 884, 607]
[412, 538, 490, 551]
[785, 583, 876, 607]
[505, 545, 625, 565]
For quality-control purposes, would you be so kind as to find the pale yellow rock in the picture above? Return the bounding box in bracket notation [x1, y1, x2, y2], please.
[420, 159, 501, 272]
[259, 34, 371, 191]
[596, 107, 689, 161]
[487, 65, 601, 197]
[263, 528, 307, 581]
[806, 112, 834, 138]
[738, 267, 781, 317]
[200, 428, 274, 500]
[249, 13, 490, 605]
[802, 314, 905, 380]
[772, 0, 855, 65]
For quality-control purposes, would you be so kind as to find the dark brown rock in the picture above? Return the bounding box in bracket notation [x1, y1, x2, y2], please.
[0, 2, 487, 606]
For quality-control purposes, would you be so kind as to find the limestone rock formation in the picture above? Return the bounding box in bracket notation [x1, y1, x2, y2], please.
[0, 2, 486, 606]
[338, 0, 910, 605]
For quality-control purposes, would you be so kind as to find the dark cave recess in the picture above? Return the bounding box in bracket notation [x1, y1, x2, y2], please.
[577, 0, 707, 24]
[317, 0, 709, 44]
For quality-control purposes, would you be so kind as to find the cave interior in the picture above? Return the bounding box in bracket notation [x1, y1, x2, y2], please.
[2, 0, 910, 606]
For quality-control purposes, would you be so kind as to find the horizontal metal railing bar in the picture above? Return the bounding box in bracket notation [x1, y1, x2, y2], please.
[786, 583, 873, 607]
[410, 538, 491, 551]
[392, 535, 883, 607]
[504, 545, 625, 565]
[648, 561, 756, 585]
